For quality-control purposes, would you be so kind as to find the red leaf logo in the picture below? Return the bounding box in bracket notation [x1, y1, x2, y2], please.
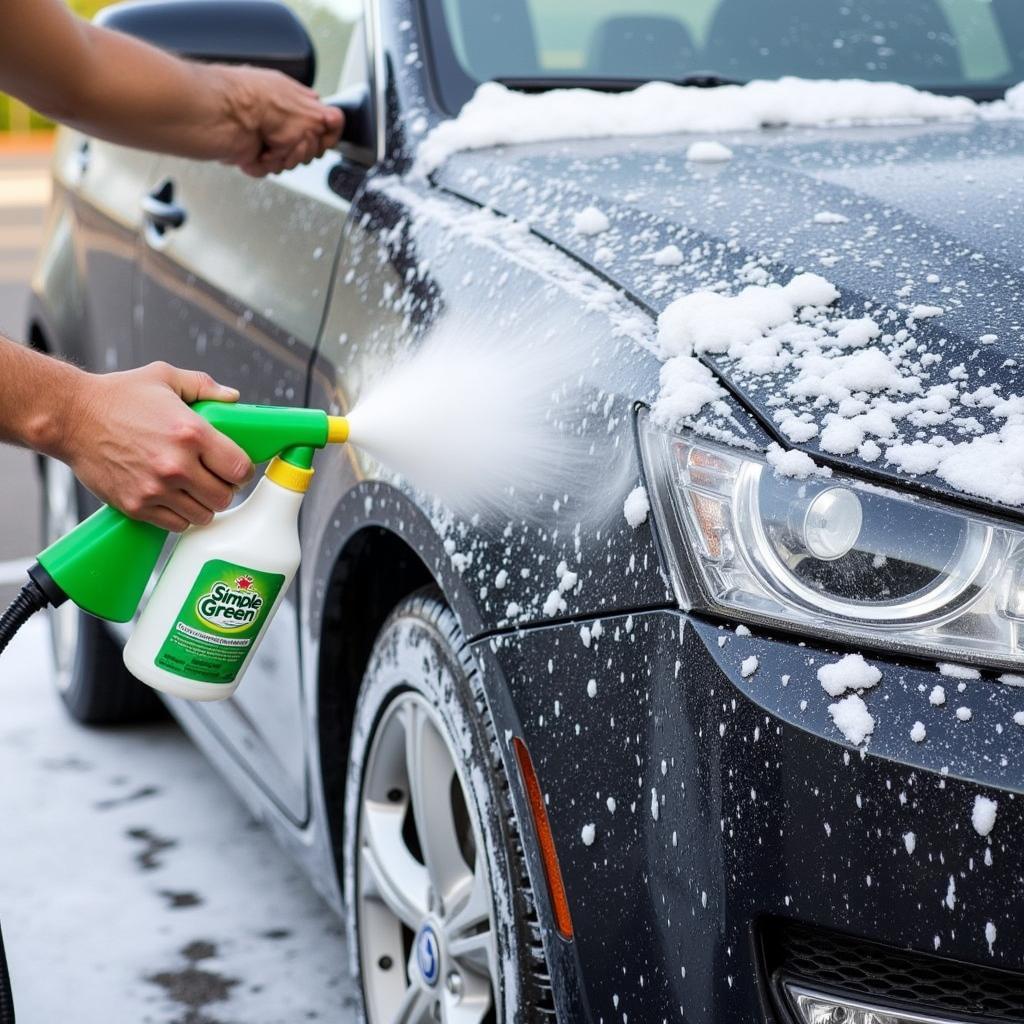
[235, 575, 254, 591]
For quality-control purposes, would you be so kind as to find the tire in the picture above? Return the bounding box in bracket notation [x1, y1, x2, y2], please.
[344, 589, 554, 1024]
[41, 457, 163, 724]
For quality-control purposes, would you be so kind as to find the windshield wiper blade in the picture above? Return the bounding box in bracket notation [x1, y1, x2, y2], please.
[496, 73, 744, 94]
[497, 76, 646, 93]
[674, 71, 744, 88]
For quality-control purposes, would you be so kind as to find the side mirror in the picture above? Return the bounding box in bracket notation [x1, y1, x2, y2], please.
[96, 0, 317, 87]
[326, 84, 376, 167]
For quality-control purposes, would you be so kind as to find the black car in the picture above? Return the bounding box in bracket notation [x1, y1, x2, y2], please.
[30, 0, 1024, 1021]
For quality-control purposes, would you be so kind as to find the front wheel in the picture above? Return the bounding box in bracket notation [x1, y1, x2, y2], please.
[344, 590, 553, 1023]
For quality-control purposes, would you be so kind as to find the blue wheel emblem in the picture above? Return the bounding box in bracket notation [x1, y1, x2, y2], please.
[416, 925, 440, 986]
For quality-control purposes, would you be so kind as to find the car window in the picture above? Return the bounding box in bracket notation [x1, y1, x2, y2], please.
[339, 13, 369, 91]
[428, 0, 1022, 110]
[287, 0, 364, 95]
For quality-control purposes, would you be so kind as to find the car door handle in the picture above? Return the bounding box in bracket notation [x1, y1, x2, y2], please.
[141, 181, 186, 233]
[74, 140, 91, 180]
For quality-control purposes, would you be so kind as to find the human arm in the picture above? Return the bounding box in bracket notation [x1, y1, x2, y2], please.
[0, 0, 343, 175]
[0, 338, 252, 531]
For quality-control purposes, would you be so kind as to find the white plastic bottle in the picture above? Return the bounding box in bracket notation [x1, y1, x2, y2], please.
[123, 449, 314, 701]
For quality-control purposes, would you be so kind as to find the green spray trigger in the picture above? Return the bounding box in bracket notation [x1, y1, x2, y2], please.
[35, 402, 350, 622]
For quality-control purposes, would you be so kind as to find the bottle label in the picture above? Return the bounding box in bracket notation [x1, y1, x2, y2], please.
[154, 559, 285, 684]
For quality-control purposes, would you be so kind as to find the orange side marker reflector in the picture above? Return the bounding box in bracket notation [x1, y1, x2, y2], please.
[512, 737, 574, 940]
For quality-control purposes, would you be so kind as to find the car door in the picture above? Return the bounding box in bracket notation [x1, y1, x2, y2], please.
[67, 136, 157, 380]
[135, 1, 368, 822]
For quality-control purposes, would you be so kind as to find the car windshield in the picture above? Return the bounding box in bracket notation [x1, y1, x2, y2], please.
[422, 0, 1024, 112]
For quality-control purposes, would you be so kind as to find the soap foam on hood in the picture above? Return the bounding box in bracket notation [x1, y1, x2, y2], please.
[416, 78, 1024, 174]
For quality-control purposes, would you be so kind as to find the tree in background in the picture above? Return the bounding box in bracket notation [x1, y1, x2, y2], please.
[1, 0, 113, 132]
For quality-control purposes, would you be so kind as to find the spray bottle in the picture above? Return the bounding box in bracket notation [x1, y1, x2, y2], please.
[124, 443, 323, 701]
[0, 401, 350, 701]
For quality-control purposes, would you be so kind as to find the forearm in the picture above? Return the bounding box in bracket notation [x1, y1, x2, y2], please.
[3, 0, 342, 176]
[0, 337, 84, 459]
[3, 0, 242, 160]
[51, 32, 238, 159]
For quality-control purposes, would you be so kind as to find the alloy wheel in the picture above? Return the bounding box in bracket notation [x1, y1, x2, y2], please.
[357, 691, 499, 1024]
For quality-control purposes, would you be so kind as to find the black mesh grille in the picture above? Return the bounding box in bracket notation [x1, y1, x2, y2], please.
[762, 919, 1024, 1023]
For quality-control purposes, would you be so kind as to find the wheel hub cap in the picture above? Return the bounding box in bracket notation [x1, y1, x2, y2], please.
[416, 923, 441, 987]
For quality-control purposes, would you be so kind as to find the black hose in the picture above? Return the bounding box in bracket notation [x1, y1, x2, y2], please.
[0, 579, 40, 1023]
[0, 577, 49, 658]
[0, 922, 14, 1023]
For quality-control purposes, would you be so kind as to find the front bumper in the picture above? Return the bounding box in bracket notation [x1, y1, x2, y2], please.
[475, 610, 1024, 1024]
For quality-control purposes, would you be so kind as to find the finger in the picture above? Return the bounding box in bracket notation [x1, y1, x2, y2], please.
[162, 364, 240, 404]
[322, 123, 343, 151]
[278, 135, 316, 172]
[182, 463, 236, 513]
[306, 128, 325, 160]
[252, 148, 289, 176]
[165, 489, 216, 527]
[198, 427, 253, 487]
[277, 146, 303, 173]
[239, 160, 267, 178]
[313, 122, 339, 160]
[144, 505, 191, 533]
[321, 104, 344, 146]
[297, 133, 319, 165]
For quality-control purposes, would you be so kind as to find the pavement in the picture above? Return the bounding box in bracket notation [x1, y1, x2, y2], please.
[0, 144, 358, 1022]
[2, 618, 358, 1024]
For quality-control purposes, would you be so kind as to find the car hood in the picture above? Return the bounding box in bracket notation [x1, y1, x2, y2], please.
[433, 118, 1024, 516]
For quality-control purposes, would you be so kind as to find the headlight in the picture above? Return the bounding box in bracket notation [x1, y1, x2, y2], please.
[640, 413, 1024, 669]
[783, 984, 966, 1024]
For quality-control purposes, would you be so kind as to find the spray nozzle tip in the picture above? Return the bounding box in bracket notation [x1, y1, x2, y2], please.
[327, 416, 350, 444]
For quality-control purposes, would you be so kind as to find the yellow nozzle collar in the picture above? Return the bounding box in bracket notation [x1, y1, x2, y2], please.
[266, 455, 314, 493]
[327, 416, 350, 444]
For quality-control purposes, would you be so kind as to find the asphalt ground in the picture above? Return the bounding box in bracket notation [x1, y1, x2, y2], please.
[2, 617, 357, 1023]
[0, 144, 357, 1023]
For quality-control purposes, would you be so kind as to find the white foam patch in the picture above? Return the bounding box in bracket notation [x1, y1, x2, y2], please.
[813, 210, 849, 224]
[766, 444, 831, 480]
[652, 244, 683, 266]
[417, 78, 998, 173]
[828, 693, 875, 745]
[972, 795, 998, 837]
[643, 265, 1024, 506]
[938, 662, 981, 680]
[623, 485, 650, 527]
[817, 653, 882, 697]
[651, 355, 727, 424]
[686, 140, 733, 162]
[573, 205, 609, 235]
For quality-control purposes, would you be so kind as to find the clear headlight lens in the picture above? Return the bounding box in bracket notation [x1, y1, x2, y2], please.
[640, 415, 1024, 669]
[784, 984, 965, 1024]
